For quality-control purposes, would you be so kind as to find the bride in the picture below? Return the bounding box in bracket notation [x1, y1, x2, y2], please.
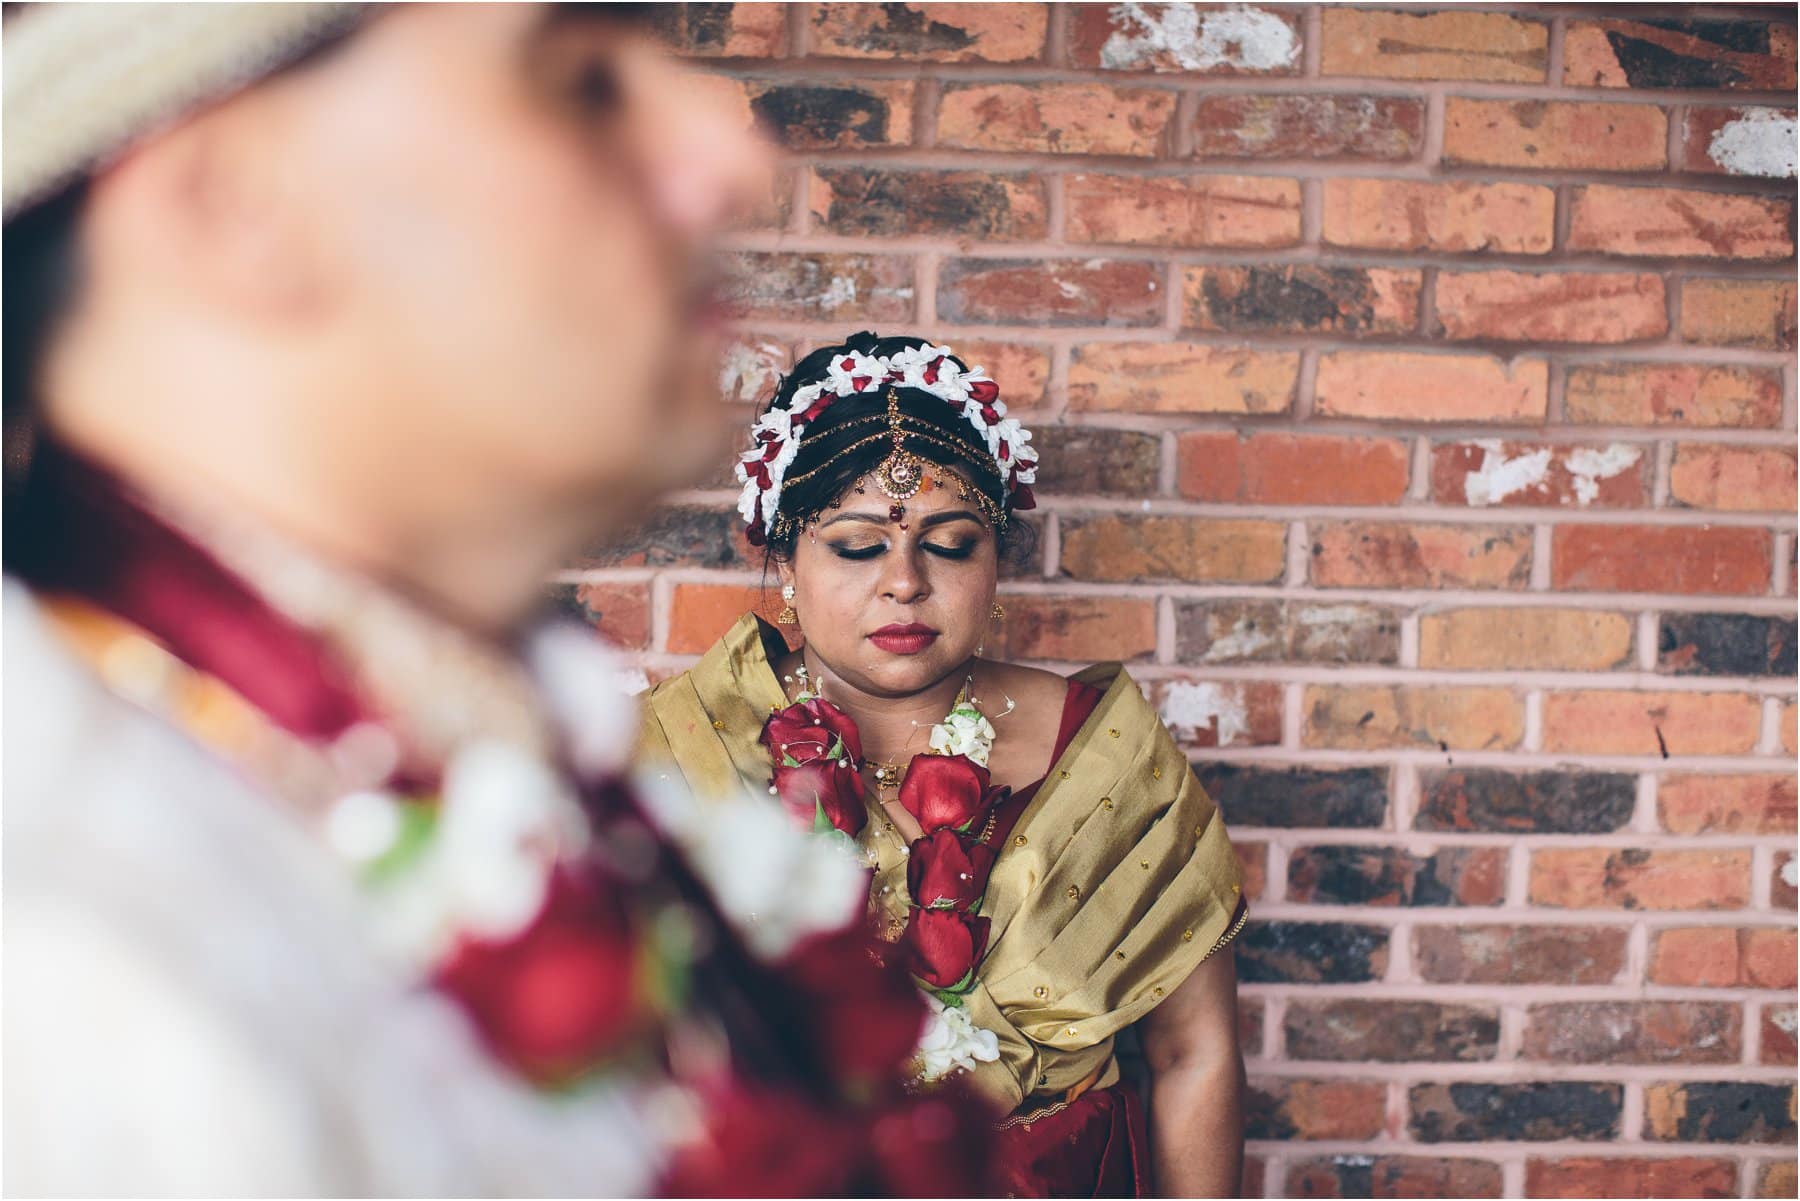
[639, 332, 1248, 1197]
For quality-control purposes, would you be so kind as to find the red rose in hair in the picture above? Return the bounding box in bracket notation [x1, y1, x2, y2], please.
[907, 828, 997, 911]
[1010, 483, 1036, 511]
[902, 907, 991, 991]
[771, 759, 867, 836]
[762, 698, 863, 765]
[897, 754, 991, 834]
[436, 867, 641, 1084]
[966, 378, 1000, 404]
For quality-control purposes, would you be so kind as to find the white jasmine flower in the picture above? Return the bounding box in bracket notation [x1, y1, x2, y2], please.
[915, 994, 1001, 1084]
[928, 706, 996, 767]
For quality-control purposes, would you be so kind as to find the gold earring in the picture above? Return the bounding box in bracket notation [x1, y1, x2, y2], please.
[991, 601, 1006, 621]
[778, 584, 798, 626]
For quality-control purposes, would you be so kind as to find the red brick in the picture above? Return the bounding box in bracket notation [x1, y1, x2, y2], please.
[1321, 8, 1547, 82]
[1651, 927, 1798, 988]
[1552, 525, 1773, 595]
[1530, 848, 1753, 909]
[1177, 432, 1410, 505]
[1526, 1157, 1737, 1199]
[668, 583, 791, 654]
[1774, 851, 1798, 909]
[1069, 4, 1303, 75]
[1524, 1002, 1741, 1063]
[1065, 173, 1301, 249]
[1541, 690, 1763, 756]
[1322, 178, 1554, 253]
[1761, 1005, 1797, 1065]
[1431, 441, 1648, 509]
[1191, 93, 1423, 161]
[807, 169, 1046, 239]
[1290, 1156, 1504, 1199]
[1445, 99, 1667, 171]
[721, 252, 914, 322]
[1246, 1079, 1386, 1141]
[1234, 841, 1268, 903]
[1176, 599, 1401, 666]
[1564, 18, 1797, 91]
[1784, 701, 1798, 757]
[937, 257, 1159, 327]
[716, 333, 791, 405]
[1068, 343, 1297, 414]
[1415, 925, 1629, 986]
[810, 3, 1047, 62]
[559, 582, 652, 651]
[1681, 107, 1798, 178]
[937, 83, 1174, 156]
[743, 78, 914, 148]
[1680, 278, 1798, 350]
[1757, 1162, 1798, 1198]
[652, 3, 787, 57]
[1418, 608, 1634, 671]
[1315, 352, 1547, 423]
[1060, 516, 1287, 584]
[1564, 363, 1784, 428]
[1285, 999, 1499, 1062]
[985, 595, 1155, 663]
[1435, 271, 1667, 344]
[1669, 445, 1798, 512]
[1288, 845, 1505, 907]
[1029, 428, 1158, 498]
[1303, 685, 1524, 751]
[1569, 185, 1795, 261]
[944, 339, 1050, 409]
[1660, 774, 1798, 835]
[1151, 679, 1284, 749]
[1183, 265, 1419, 336]
[1311, 521, 1533, 590]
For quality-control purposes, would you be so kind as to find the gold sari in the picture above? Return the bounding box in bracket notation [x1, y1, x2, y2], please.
[638, 613, 1246, 1113]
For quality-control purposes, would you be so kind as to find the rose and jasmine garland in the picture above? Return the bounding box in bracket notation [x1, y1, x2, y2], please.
[762, 681, 1006, 1085]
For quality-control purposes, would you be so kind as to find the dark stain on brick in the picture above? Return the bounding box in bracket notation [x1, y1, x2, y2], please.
[1417, 769, 1636, 833]
[1287, 1156, 1504, 1200]
[1288, 845, 1503, 907]
[1286, 1000, 1501, 1063]
[655, 3, 734, 52]
[813, 168, 1037, 239]
[1029, 427, 1160, 497]
[1236, 920, 1389, 983]
[751, 85, 892, 148]
[1197, 764, 1389, 828]
[1603, 20, 1779, 89]
[1640, 18, 1772, 55]
[835, 2, 976, 55]
[582, 506, 743, 569]
[1651, 1082, 1797, 1143]
[1659, 612, 1797, 677]
[1200, 265, 1378, 334]
[1410, 1081, 1622, 1142]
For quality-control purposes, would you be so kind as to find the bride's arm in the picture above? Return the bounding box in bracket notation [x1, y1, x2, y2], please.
[1140, 949, 1246, 1198]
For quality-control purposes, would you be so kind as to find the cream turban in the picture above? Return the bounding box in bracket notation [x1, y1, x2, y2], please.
[3, 2, 364, 219]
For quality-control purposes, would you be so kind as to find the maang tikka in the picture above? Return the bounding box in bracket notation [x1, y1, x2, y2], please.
[872, 388, 922, 526]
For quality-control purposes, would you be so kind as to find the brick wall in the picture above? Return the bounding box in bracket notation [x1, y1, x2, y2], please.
[569, 6, 1799, 1197]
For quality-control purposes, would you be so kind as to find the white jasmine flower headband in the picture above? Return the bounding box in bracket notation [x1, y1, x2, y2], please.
[735, 342, 1038, 544]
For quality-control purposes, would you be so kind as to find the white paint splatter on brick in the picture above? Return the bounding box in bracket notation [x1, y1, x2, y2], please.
[1464, 441, 1552, 506]
[1203, 616, 1278, 661]
[818, 274, 860, 310]
[1773, 1008, 1799, 1035]
[717, 339, 785, 404]
[1564, 444, 1643, 505]
[1057, 279, 1085, 300]
[1159, 681, 1250, 747]
[1101, 2, 1299, 72]
[1707, 109, 1798, 179]
[1782, 857, 1798, 889]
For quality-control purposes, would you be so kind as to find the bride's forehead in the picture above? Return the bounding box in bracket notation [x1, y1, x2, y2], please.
[829, 474, 989, 519]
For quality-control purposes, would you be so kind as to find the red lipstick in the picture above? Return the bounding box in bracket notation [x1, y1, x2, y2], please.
[868, 622, 939, 655]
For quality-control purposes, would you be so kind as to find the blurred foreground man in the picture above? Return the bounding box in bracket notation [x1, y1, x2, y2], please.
[3, 5, 990, 1195]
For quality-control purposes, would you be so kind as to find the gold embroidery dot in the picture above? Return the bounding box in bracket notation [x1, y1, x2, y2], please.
[1037, 1074, 1048, 1086]
[1152, 987, 1164, 998]
[1034, 986, 1047, 999]
[1182, 929, 1194, 942]
[711, 719, 726, 730]
[1066, 885, 1081, 901]
[1066, 1026, 1078, 1037]
[1108, 728, 1120, 738]
[1058, 769, 1071, 780]
[1152, 767, 1162, 780]
[1014, 834, 1028, 848]
[1231, 882, 1242, 894]
[1114, 950, 1126, 961]
[1100, 797, 1114, 810]
[1140, 859, 1151, 870]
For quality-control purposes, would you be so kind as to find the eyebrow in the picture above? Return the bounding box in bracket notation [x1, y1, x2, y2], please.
[818, 510, 986, 531]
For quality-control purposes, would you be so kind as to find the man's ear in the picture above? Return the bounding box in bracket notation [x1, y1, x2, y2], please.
[83, 95, 331, 327]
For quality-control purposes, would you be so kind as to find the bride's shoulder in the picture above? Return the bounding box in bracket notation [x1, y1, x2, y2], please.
[978, 659, 1078, 718]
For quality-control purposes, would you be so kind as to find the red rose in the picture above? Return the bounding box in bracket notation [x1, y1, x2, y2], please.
[897, 754, 991, 834]
[663, 1081, 863, 1198]
[902, 907, 990, 991]
[772, 758, 867, 836]
[1009, 483, 1036, 512]
[870, 1088, 1004, 1197]
[967, 378, 1000, 404]
[780, 926, 927, 1090]
[761, 698, 863, 765]
[435, 867, 642, 1084]
[907, 828, 997, 911]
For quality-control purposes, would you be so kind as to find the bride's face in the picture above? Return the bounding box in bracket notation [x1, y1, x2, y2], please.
[780, 471, 1000, 699]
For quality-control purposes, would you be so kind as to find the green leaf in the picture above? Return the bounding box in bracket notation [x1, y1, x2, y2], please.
[364, 801, 438, 884]
[812, 800, 836, 834]
[781, 753, 802, 768]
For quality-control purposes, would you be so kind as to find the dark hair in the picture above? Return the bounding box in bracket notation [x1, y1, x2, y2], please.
[760, 331, 1036, 566]
[2, 182, 88, 492]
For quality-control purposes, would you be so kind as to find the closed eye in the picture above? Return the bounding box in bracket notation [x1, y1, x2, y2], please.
[924, 541, 977, 560]
[827, 541, 886, 561]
